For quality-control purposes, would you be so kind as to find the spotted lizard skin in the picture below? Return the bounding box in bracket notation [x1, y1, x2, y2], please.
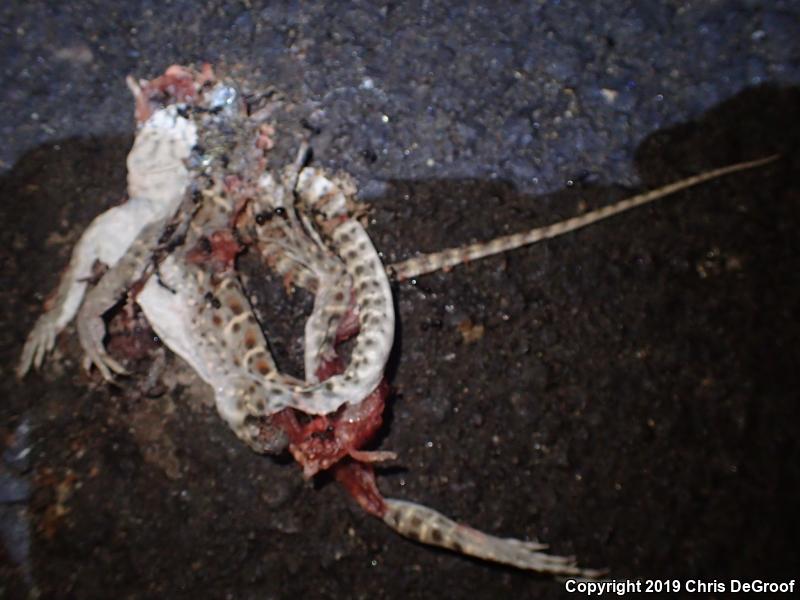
[17, 67, 394, 436]
[387, 155, 778, 281]
[17, 65, 778, 577]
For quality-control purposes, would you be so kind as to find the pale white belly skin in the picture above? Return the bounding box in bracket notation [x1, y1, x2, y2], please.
[137, 256, 255, 429]
[17, 106, 197, 377]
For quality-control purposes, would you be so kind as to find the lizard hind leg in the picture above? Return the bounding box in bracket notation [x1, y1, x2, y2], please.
[381, 498, 605, 577]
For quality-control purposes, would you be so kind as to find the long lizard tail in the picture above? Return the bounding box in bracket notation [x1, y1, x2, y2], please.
[388, 154, 779, 281]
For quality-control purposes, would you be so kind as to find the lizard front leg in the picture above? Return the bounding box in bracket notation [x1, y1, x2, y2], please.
[76, 220, 172, 380]
[17, 195, 185, 378]
[17, 312, 61, 378]
[17, 220, 104, 377]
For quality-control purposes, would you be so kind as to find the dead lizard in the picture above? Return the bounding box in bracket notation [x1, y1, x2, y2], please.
[17, 64, 778, 577]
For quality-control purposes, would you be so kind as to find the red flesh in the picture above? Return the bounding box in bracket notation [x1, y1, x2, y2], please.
[272, 375, 388, 480]
[268, 305, 391, 516]
[105, 306, 159, 362]
[255, 123, 275, 151]
[185, 230, 242, 273]
[333, 460, 386, 518]
[333, 293, 360, 345]
[134, 65, 198, 123]
[132, 63, 216, 123]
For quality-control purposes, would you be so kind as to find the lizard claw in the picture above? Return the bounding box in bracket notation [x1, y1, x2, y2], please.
[77, 315, 129, 381]
[17, 313, 59, 378]
[349, 449, 397, 464]
[82, 351, 129, 382]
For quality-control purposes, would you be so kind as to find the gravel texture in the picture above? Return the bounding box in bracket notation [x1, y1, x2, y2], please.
[1, 1, 799, 598]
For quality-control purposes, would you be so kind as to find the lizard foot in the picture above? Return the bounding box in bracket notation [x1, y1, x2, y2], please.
[77, 315, 129, 381]
[383, 499, 606, 577]
[17, 312, 59, 378]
